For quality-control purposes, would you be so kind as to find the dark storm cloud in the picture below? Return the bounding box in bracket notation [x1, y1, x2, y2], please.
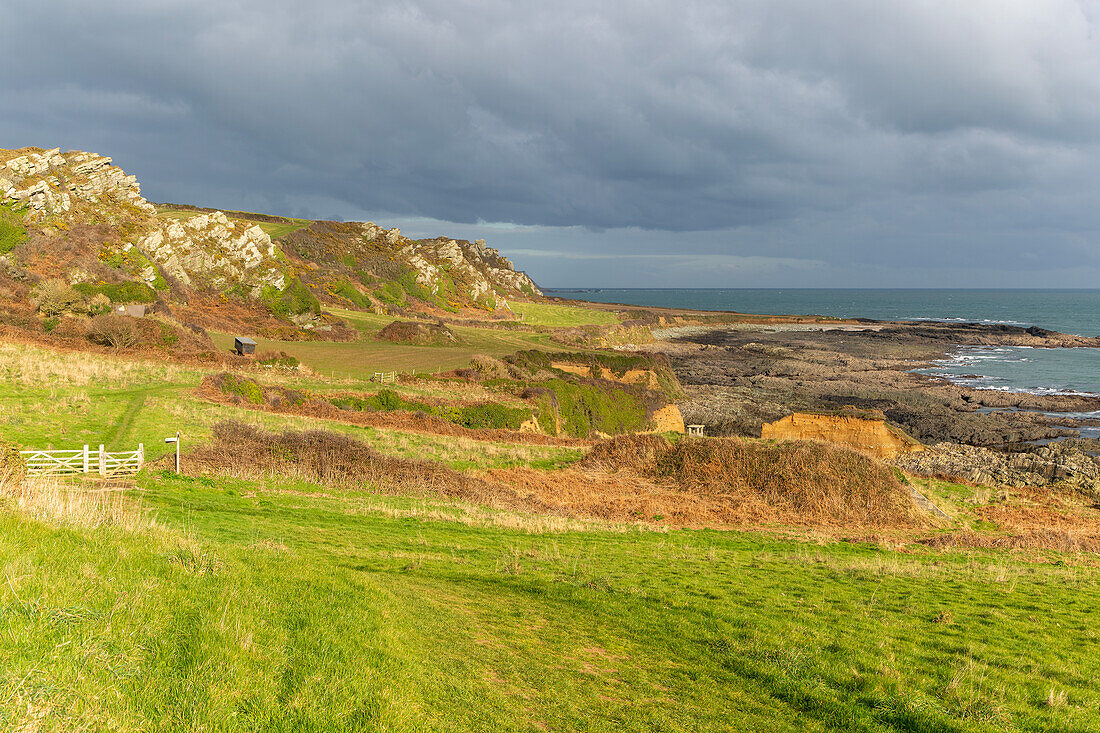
[3, 1, 1100, 286]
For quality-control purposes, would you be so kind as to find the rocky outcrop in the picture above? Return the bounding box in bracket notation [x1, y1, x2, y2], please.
[893, 442, 1100, 496]
[2, 145, 544, 333]
[386, 231, 542, 306]
[139, 211, 285, 292]
[761, 411, 926, 460]
[1, 148, 155, 222]
[281, 220, 543, 313]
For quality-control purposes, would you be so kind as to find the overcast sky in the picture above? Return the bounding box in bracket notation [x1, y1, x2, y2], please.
[4, 1, 1100, 288]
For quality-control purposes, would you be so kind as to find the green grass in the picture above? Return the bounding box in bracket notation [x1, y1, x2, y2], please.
[211, 309, 567, 377]
[0, 342, 581, 471]
[509, 301, 621, 327]
[4, 473, 1100, 730]
[0, 203, 27, 254]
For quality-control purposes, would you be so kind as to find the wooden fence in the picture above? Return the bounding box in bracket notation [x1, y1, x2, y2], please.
[20, 444, 145, 477]
[373, 371, 398, 384]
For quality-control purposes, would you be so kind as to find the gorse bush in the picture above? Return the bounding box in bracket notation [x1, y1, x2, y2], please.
[0, 204, 26, 254]
[257, 351, 300, 368]
[333, 280, 373, 308]
[73, 281, 156, 304]
[86, 293, 112, 315]
[33, 278, 83, 317]
[534, 379, 652, 438]
[213, 373, 265, 404]
[374, 281, 406, 306]
[260, 278, 320, 317]
[332, 388, 530, 430]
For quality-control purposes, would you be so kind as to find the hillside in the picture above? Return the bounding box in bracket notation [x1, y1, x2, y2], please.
[0, 146, 542, 353]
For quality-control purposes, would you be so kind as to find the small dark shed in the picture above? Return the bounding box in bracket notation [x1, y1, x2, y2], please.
[234, 336, 257, 356]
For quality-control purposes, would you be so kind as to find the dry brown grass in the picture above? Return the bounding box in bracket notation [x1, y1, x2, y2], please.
[0, 470, 154, 532]
[577, 434, 922, 528]
[918, 530, 1100, 554]
[185, 421, 548, 513]
[188, 422, 924, 530]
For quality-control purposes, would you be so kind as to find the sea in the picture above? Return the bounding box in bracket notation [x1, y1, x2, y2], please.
[547, 288, 1100, 398]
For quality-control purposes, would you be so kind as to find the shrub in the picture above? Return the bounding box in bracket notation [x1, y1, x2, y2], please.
[333, 280, 373, 308]
[213, 373, 265, 404]
[581, 435, 919, 527]
[375, 320, 457, 345]
[87, 314, 140, 350]
[73, 281, 156, 303]
[374, 281, 406, 306]
[257, 351, 300, 368]
[86, 293, 112, 315]
[0, 204, 26, 254]
[260, 278, 320, 318]
[535, 379, 652, 438]
[32, 278, 83, 317]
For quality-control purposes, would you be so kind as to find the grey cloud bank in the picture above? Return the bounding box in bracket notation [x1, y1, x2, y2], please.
[3, 0, 1099, 287]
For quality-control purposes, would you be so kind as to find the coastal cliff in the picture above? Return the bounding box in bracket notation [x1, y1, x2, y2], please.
[0, 146, 543, 347]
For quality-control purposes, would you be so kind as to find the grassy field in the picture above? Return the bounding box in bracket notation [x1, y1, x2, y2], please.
[212, 309, 564, 377]
[0, 342, 581, 470]
[5, 312, 1100, 730]
[3, 471, 1100, 731]
[509, 301, 621, 327]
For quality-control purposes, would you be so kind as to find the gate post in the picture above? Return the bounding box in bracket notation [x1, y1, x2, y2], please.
[83, 444, 89, 474]
[98, 445, 106, 477]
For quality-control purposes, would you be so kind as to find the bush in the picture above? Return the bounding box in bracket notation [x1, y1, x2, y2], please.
[0, 204, 26, 255]
[535, 379, 652, 438]
[333, 280, 373, 309]
[87, 314, 140, 350]
[86, 293, 112, 315]
[260, 278, 320, 318]
[214, 373, 265, 404]
[73, 281, 156, 303]
[581, 435, 919, 527]
[257, 351, 300, 368]
[374, 281, 406, 306]
[32, 278, 83, 317]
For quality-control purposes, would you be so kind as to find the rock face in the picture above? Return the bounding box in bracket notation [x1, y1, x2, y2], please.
[893, 442, 1100, 495]
[389, 234, 542, 306]
[761, 411, 926, 460]
[1, 148, 155, 222]
[139, 211, 285, 291]
[1, 145, 544, 334]
[280, 220, 543, 312]
[1, 146, 286, 295]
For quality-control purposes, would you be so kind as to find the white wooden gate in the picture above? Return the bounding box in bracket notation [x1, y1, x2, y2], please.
[20, 444, 145, 477]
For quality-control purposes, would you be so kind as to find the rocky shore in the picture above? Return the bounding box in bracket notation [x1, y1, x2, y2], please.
[650, 320, 1100, 444]
[635, 317, 1100, 495]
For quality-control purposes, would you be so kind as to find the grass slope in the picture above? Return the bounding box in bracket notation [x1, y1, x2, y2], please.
[211, 309, 563, 377]
[508, 301, 621, 327]
[0, 342, 581, 470]
[3, 474, 1099, 731]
